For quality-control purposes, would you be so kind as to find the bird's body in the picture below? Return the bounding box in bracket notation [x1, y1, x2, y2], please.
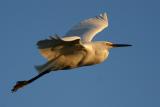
[36, 40, 109, 73]
[12, 12, 131, 92]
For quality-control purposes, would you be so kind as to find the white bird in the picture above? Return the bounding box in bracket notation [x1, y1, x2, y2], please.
[12, 12, 131, 92]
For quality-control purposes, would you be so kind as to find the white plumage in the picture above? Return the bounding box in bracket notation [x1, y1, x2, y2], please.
[12, 12, 131, 92]
[36, 13, 109, 73]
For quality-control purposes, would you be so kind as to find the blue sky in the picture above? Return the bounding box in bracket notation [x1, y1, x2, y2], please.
[0, 0, 160, 107]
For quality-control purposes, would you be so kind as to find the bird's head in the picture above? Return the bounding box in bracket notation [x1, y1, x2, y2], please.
[105, 42, 132, 49]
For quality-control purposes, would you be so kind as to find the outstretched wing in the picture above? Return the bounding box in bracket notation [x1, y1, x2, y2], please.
[37, 35, 83, 60]
[65, 12, 108, 42]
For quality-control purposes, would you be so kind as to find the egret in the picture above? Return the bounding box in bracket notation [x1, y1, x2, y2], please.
[12, 12, 131, 92]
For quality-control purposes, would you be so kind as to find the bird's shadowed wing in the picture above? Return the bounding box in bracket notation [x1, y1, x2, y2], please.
[65, 13, 108, 42]
[37, 35, 84, 61]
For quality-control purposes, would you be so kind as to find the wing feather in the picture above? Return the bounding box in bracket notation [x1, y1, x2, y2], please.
[37, 35, 83, 60]
[65, 13, 108, 42]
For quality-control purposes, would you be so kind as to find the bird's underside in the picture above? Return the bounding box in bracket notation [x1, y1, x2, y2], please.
[35, 35, 88, 72]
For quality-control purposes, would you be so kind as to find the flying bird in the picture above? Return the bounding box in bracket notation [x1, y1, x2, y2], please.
[12, 12, 131, 92]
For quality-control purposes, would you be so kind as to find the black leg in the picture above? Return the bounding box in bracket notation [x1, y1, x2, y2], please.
[11, 70, 51, 93]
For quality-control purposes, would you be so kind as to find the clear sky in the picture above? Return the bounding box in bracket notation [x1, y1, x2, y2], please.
[0, 0, 159, 107]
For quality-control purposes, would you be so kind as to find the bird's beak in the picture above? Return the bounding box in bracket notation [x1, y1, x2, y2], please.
[111, 44, 132, 48]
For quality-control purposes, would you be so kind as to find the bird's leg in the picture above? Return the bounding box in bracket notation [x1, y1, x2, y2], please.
[11, 70, 51, 93]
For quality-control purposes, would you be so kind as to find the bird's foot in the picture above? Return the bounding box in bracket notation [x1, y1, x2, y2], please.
[11, 81, 28, 93]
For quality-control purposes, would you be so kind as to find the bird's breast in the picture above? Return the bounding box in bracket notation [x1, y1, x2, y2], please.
[80, 44, 109, 66]
[94, 49, 109, 64]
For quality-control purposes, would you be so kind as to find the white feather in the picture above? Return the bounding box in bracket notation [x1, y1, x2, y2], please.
[65, 13, 108, 42]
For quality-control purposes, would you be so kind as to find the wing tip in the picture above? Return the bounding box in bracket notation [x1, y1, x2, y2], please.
[99, 12, 108, 21]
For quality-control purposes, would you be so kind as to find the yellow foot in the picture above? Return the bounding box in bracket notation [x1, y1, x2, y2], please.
[12, 81, 28, 92]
